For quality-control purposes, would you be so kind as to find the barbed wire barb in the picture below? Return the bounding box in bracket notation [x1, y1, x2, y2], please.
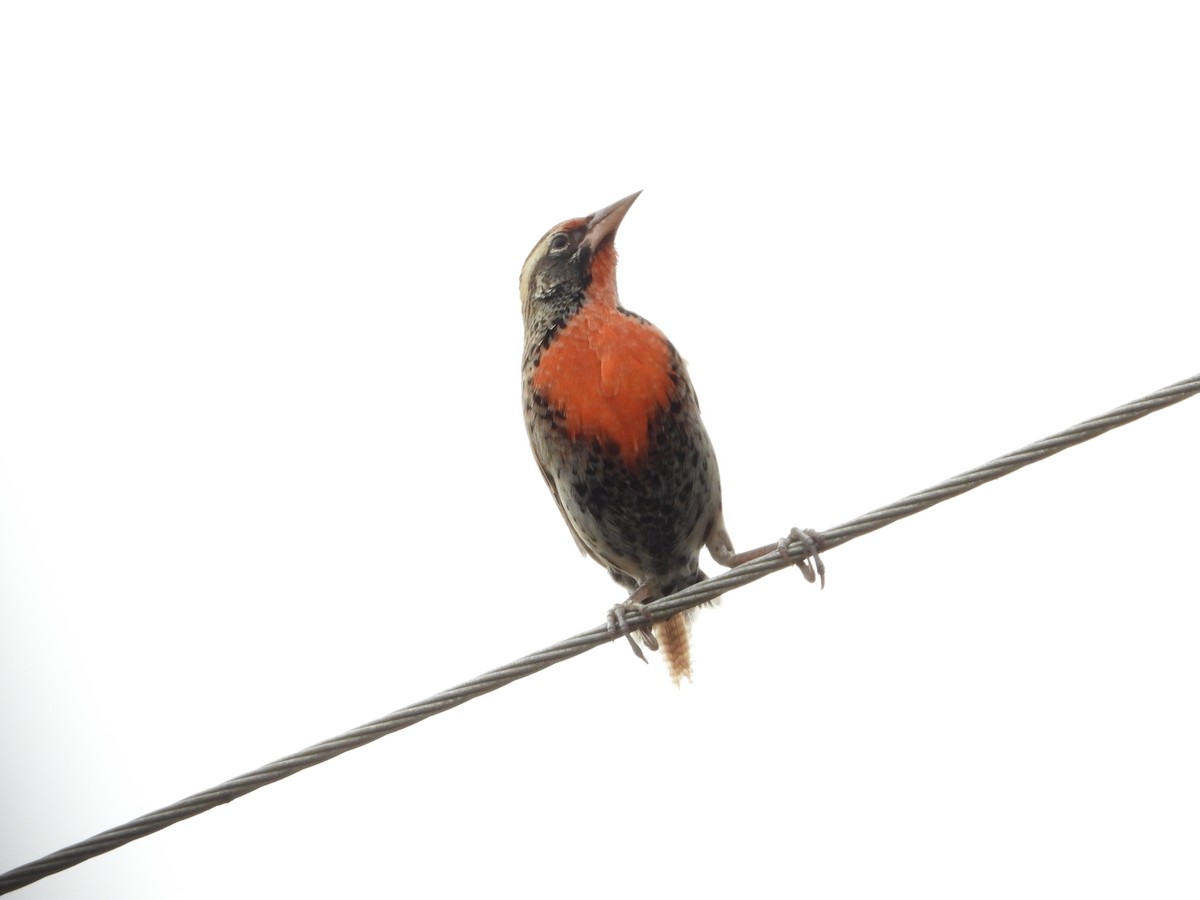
[2, 371, 1197, 894]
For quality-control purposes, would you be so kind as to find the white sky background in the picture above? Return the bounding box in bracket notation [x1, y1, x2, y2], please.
[1, 2, 1198, 897]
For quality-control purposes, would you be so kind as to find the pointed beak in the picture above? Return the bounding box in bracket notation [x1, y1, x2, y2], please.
[582, 191, 641, 251]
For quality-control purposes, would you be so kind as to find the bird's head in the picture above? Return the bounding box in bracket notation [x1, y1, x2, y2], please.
[519, 191, 640, 341]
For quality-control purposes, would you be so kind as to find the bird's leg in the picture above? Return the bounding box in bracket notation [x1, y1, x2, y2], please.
[606, 583, 660, 664]
[709, 526, 826, 588]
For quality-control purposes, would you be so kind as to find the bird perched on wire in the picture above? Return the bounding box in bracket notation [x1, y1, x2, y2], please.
[520, 192, 823, 683]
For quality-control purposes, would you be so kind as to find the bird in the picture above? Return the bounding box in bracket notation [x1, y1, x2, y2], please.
[520, 191, 822, 683]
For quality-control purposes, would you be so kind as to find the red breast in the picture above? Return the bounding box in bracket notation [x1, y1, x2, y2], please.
[530, 243, 675, 467]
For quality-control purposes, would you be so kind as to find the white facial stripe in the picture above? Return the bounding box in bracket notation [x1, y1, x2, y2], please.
[519, 232, 550, 302]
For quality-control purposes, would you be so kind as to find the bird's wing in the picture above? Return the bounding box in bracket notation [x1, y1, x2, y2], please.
[532, 453, 594, 560]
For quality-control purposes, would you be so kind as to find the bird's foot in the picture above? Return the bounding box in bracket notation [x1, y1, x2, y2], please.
[715, 527, 826, 588]
[606, 586, 659, 664]
[778, 527, 825, 588]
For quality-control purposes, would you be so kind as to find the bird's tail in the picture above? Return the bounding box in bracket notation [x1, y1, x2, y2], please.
[653, 611, 693, 685]
[652, 570, 711, 685]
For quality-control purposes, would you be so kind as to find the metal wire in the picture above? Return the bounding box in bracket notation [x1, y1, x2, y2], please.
[2, 371, 1197, 894]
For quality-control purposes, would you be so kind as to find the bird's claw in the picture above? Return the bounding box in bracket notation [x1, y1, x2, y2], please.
[607, 599, 658, 664]
[778, 527, 825, 589]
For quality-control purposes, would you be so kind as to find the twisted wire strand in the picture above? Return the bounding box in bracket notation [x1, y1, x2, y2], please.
[2, 371, 1197, 894]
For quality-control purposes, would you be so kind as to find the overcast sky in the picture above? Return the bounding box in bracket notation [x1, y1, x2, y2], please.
[2, 2, 1198, 897]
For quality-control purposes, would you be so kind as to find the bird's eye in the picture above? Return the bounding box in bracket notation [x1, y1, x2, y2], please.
[548, 233, 570, 255]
